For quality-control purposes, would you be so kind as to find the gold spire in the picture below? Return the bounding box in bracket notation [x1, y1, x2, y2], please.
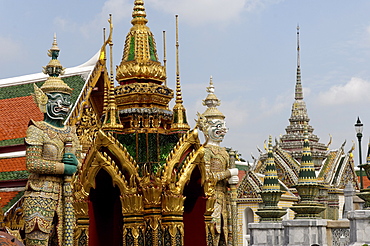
[116, 0, 166, 83]
[40, 34, 71, 95]
[50, 33, 59, 51]
[163, 30, 167, 86]
[202, 76, 224, 120]
[102, 15, 124, 131]
[171, 15, 190, 131]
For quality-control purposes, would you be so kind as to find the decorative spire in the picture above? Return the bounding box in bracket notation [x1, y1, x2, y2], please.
[163, 30, 167, 86]
[279, 26, 328, 169]
[261, 136, 280, 192]
[131, 0, 147, 25]
[102, 15, 123, 131]
[171, 15, 190, 131]
[116, 0, 166, 84]
[290, 123, 325, 219]
[255, 135, 287, 222]
[196, 77, 225, 135]
[40, 34, 72, 95]
[50, 33, 59, 53]
[295, 25, 303, 100]
[297, 124, 318, 185]
[201, 76, 224, 120]
[175, 15, 182, 106]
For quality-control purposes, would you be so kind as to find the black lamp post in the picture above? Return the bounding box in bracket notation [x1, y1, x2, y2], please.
[355, 117, 364, 189]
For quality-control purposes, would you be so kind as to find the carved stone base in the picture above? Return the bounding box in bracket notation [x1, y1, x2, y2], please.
[348, 210, 370, 245]
[255, 207, 287, 222]
[290, 202, 326, 219]
[282, 219, 328, 246]
[249, 222, 284, 246]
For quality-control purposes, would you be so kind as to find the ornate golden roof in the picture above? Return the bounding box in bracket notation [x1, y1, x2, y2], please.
[116, 0, 166, 83]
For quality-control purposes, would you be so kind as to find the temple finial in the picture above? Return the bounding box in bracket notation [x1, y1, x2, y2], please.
[49, 33, 59, 57]
[102, 15, 123, 131]
[261, 135, 281, 192]
[171, 14, 190, 131]
[175, 15, 182, 105]
[297, 123, 317, 185]
[297, 25, 300, 68]
[163, 30, 167, 86]
[199, 76, 224, 121]
[255, 135, 287, 222]
[116, 0, 166, 84]
[295, 25, 303, 100]
[131, 0, 148, 25]
[207, 76, 215, 94]
[203, 76, 221, 110]
[43, 34, 63, 76]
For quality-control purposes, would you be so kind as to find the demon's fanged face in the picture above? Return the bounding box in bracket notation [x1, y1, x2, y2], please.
[207, 119, 228, 143]
[46, 92, 72, 120]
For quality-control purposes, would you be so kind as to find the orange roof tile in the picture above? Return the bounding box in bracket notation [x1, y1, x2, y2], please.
[0, 191, 21, 209]
[358, 176, 370, 189]
[0, 96, 43, 142]
[0, 157, 26, 172]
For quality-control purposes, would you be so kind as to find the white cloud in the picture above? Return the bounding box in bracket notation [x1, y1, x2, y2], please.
[79, 0, 132, 38]
[317, 77, 370, 105]
[52, 0, 282, 36]
[54, 16, 78, 33]
[54, 0, 132, 38]
[99, 0, 132, 23]
[362, 25, 370, 49]
[259, 92, 290, 118]
[147, 0, 282, 25]
[221, 100, 249, 128]
[0, 37, 22, 64]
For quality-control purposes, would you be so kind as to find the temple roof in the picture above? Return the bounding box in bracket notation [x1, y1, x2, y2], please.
[0, 190, 24, 212]
[237, 170, 296, 201]
[0, 157, 26, 173]
[317, 145, 359, 189]
[0, 51, 99, 89]
[0, 96, 43, 142]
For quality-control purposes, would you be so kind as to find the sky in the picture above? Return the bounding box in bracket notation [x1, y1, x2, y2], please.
[1, 0, 370, 164]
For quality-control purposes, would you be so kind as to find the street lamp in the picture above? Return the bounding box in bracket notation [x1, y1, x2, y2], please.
[355, 117, 364, 189]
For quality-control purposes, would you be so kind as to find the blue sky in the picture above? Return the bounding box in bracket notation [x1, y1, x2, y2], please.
[2, 0, 370, 164]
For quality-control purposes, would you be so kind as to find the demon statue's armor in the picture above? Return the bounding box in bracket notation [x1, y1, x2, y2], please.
[23, 36, 80, 246]
[197, 78, 239, 246]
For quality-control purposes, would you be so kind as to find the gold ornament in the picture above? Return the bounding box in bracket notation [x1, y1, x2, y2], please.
[32, 84, 48, 113]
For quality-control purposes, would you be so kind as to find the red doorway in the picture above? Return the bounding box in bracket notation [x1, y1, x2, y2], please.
[89, 169, 123, 246]
[183, 166, 207, 246]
